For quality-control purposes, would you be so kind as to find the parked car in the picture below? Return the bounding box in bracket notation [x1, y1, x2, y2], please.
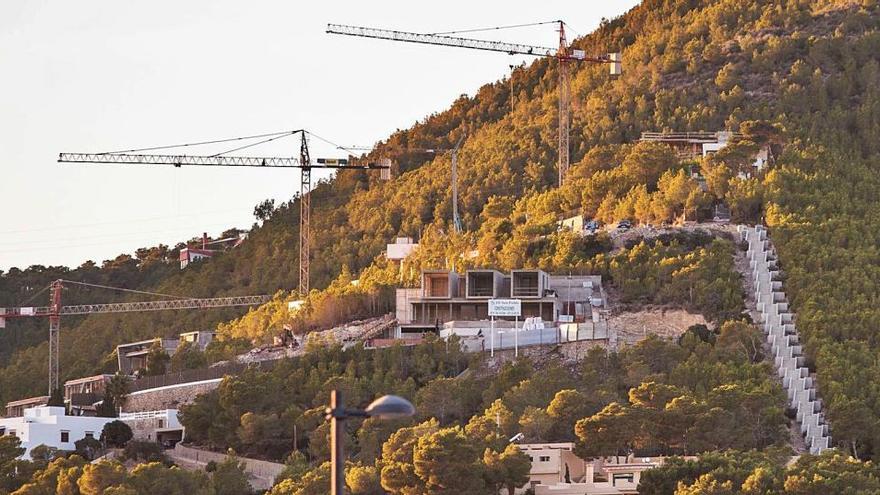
[616, 219, 632, 230]
[585, 220, 601, 233]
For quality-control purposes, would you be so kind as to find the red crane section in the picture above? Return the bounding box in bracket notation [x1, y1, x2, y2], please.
[1, 279, 272, 394]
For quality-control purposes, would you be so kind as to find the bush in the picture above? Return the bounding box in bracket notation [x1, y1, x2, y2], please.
[74, 436, 104, 461]
[28, 443, 60, 464]
[101, 420, 133, 448]
[122, 440, 166, 463]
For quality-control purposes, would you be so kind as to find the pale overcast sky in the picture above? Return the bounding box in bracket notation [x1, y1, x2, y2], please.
[0, 0, 639, 271]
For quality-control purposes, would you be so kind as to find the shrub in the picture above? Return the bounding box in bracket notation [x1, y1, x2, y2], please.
[101, 420, 133, 448]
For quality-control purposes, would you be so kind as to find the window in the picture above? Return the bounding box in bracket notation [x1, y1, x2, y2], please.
[612, 473, 635, 485]
[60, 430, 69, 443]
[539, 456, 551, 462]
[158, 419, 164, 428]
[85, 432, 94, 439]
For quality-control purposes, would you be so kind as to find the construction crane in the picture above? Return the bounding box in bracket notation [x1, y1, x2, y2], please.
[326, 22, 622, 187]
[0, 279, 271, 395]
[59, 129, 388, 295]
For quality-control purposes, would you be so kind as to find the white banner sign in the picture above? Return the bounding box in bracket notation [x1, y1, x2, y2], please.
[0, 317, 4, 329]
[20, 307, 34, 316]
[489, 298, 521, 317]
[558, 314, 574, 323]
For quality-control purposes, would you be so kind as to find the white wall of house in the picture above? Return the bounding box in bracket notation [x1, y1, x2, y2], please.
[387, 237, 418, 261]
[0, 407, 114, 459]
[0, 406, 184, 459]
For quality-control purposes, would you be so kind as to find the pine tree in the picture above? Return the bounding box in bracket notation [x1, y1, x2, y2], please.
[95, 390, 117, 418]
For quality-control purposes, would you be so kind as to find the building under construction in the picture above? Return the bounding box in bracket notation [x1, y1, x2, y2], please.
[395, 269, 606, 335]
[640, 130, 771, 173]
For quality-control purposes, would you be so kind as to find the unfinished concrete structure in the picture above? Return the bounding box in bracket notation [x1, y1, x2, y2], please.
[465, 269, 506, 298]
[641, 131, 770, 176]
[179, 330, 215, 351]
[422, 270, 460, 299]
[64, 374, 114, 416]
[396, 270, 605, 335]
[117, 337, 179, 375]
[117, 331, 214, 375]
[512, 269, 550, 298]
[742, 224, 830, 454]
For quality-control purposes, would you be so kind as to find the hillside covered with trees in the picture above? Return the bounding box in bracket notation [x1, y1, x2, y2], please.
[2, 0, 880, 487]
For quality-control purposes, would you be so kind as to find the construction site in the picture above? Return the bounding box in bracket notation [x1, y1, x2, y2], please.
[4, 1, 867, 493]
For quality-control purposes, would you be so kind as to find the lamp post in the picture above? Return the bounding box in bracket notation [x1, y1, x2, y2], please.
[325, 389, 415, 495]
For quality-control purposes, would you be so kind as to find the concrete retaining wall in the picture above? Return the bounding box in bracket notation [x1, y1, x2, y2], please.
[740, 225, 830, 454]
[169, 443, 285, 491]
[122, 379, 221, 413]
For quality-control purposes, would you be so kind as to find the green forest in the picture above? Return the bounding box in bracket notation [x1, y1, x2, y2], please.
[3, 0, 880, 492]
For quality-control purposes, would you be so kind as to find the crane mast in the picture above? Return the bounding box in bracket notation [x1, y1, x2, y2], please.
[327, 22, 621, 187]
[450, 136, 465, 234]
[557, 22, 570, 186]
[48, 281, 61, 394]
[299, 132, 312, 294]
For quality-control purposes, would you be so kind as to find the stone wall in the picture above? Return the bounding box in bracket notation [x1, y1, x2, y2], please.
[168, 443, 284, 491]
[122, 379, 221, 413]
[607, 309, 708, 347]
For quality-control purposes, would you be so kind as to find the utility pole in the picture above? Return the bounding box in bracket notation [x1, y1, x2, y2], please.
[326, 390, 414, 495]
[509, 64, 516, 114]
[329, 390, 345, 495]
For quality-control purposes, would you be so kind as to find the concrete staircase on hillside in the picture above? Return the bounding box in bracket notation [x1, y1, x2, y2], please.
[740, 225, 831, 455]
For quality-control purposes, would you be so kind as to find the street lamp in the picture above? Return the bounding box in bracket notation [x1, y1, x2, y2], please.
[325, 389, 415, 495]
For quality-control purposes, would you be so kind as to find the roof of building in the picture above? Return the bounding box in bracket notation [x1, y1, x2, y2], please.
[64, 374, 114, 386]
[5, 396, 50, 407]
[117, 337, 176, 349]
[179, 330, 214, 337]
[517, 442, 576, 450]
[602, 463, 659, 472]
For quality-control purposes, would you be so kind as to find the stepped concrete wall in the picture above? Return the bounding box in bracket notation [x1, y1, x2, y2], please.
[740, 225, 830, 454]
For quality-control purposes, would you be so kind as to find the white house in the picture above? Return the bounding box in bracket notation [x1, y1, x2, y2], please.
[386, 237, 419, 261]
[0, 406, 185, 459]
[0, 406, 114, 459]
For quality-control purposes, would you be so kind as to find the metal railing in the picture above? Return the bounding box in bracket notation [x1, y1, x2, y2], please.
[120, 410, 171, 420]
